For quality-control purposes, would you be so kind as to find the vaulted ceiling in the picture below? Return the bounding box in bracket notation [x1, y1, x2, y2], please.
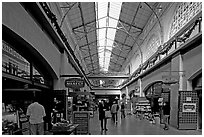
[47, 2, 165, 88]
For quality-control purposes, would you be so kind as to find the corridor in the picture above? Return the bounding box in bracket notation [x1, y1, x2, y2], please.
[89, 111, 202, 135]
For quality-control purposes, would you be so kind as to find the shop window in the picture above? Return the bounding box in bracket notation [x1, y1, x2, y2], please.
[169, 2, 202, 39]
[2, 41, 47, 85]
[33, 67, 45, 84]
[2, 41, 30, 79]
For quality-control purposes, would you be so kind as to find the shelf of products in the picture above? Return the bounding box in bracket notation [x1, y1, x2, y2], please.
[2, 103, 29, 135]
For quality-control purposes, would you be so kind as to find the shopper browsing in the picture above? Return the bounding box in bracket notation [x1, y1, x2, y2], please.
[52, 97, 62, 124]
[26, 96, 46, 135]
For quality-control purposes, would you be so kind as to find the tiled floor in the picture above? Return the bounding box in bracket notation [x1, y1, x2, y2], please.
[89, 111, 202, 135]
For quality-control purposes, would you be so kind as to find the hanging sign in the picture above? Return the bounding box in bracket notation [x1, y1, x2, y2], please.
[182, 103, 196, 112]
[65, 78, 84, 89]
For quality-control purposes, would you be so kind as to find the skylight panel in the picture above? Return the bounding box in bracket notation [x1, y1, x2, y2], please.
[96, 2, 122, 72]
[98, 3, 108, 18]
[109, 2, 122, 18]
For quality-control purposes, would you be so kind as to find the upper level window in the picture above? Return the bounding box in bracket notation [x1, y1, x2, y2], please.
[2, 41, 30, 79]
[2, 41, 45, 85]
[144, 35, 160, 62]
[169, 2, 202, 39]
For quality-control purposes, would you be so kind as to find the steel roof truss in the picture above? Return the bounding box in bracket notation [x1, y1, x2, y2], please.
[109, 16, 143, 31]
[78, 3, 95, 72]
[79, 40, 98, 48]
[72, 19, 96, 31]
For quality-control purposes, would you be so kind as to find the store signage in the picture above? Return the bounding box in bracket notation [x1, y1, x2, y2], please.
[65, 78, 84, 89]
[182, 103, 196, 112]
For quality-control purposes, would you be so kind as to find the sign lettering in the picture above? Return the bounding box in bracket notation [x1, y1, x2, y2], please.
[65, 78, 84, 89]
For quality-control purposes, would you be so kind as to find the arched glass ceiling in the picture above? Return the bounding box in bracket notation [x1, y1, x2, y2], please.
[96, 2, 122, 72]
[46, 2, 168, 87]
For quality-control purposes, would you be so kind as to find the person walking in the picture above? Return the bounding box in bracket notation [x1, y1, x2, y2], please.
[131, 95, 138, 114]
[163, 102, 170, 130]
[26, 96, 46, 135]
[111, 101, 119, 124]
[121, 102, 126, 119]
[98, 100, 108, 131]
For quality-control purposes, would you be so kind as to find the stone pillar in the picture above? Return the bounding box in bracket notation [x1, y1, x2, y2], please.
[126, 86, 129, 99]
[179, 54, 184, 90]
[187, 80, 193, 91]
[138, 78, 143, 97]
[169, 53, 180, 128]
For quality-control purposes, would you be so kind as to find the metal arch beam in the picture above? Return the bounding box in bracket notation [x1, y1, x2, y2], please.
[109, 60, 122, 67]
[73, 21, 97, 34]
[79, 40, 98, 48]
[109, 66, 120, 72]
[87, 67, 100, 73]
[144, 2, 163, 44]
[84, 50, 103, 60]
[78, 3, 95, 72]
[72, 20, 96, 30]
[87, 75, 129, 79]
[120, 2, 163, 67]
[87, 65, 99, 71]
[144, 2, 162, 32]
[59, 2, 78, 28]
[113, 2, 143, 70]
[72, 16, 106, 30]
[107, 38, 132, 48]
[60, 2, 77, 9]
[86, 60, 99, 67]
[109, 16, 143, 31]
[105, 37, 132, 48]
[104, 48, 126, 60]
[74, 26, 136, 40]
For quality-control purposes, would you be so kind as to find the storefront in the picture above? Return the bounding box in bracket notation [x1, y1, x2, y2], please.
[2, 40, 54, 134]
[144, 81, 168, 124]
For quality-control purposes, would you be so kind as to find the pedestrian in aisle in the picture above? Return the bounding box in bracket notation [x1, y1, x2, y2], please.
[98, 100, 108, 131]
[121, 102, 126, 119]
[131, 95, 138, 115]
[163, 102, 170, 130]
[111, 101, 119, 124]
[26, 96, 46, 135]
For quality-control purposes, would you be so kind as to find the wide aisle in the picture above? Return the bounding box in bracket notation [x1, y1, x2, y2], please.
[89, 111, 201, 135]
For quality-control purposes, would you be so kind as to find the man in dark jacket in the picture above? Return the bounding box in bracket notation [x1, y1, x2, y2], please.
[98, 100, 108, 131]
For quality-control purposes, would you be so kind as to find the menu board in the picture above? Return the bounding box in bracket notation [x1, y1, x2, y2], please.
[73, 111, 89, 135]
